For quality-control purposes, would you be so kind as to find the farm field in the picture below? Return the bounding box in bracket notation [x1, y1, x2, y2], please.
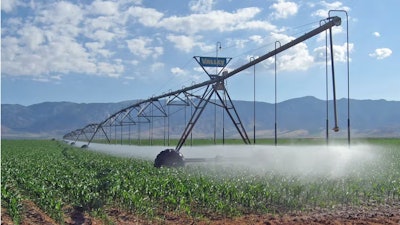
[2, 139, 400, 224]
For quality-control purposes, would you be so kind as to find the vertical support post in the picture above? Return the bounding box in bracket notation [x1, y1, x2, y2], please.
[222, 90, 225, 145]
[326, 27, 329, 144]
[320, 19, 329, 145]
[150, 102, 153, 146]
[129, 124, 131, 145]
[120, 125, 123, 145]
[249, 57, 256, 144]
[184, 92, 187, 146]
[138, 119, 141, 145]
[191, 82, 195, 146]
[214, 42, 221, 145]
[222, 71, 227, 145]
[325, 26, 329, 145]
[163, 115, 166, 146]
[167, 103, 170, 146]
[274, 41, 281, 146]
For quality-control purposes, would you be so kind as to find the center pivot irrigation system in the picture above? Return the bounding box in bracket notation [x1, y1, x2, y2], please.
[64, 15, 347, 167]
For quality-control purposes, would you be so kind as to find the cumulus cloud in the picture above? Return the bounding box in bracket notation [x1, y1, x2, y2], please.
[333, 42, 353, 62]
[313, 42, 354, 63]
[150, 62, 165, 72]
[157, 7, 276, 34]
[1, 1, 130, 78]
[167, 35, 197, 53]
[312, 1, 350, 18]
[127, 6, 163, 26]
[189, 0, 214, 13]
[1, 0, 23, 12]
[0, 0, 307, 82]
[126, 37, 164, 59]
[88, 0, 119, 16]
[276, 44, 314, 71]
[373, 32, 380, 37]
[145, 6, 276, 52]
[166, 34, 215, 53]
[249, 35, 264, 45]
[226, 38, 249, 49]
[261, 33, 314, 72]
[369, 48, 392, 60]
[36, 1, 83, 26]
[270, 0, 298, 19]
[171, 67, 186, 75]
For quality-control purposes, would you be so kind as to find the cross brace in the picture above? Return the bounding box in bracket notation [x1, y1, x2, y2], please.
[175, 83, 250, 152]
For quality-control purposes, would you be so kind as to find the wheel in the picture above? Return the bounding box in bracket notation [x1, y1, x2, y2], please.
[154, 149, 184, 168]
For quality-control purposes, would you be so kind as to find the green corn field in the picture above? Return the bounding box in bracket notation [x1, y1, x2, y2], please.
[1, 139, 400, 224]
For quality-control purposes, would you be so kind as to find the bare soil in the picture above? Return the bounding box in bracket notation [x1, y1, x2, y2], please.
[2, 200, 400, 225]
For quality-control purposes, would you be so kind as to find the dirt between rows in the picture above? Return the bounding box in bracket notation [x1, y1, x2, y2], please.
[2, 200, 400, 225]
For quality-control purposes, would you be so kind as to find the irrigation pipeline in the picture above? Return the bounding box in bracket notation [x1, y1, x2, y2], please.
[64, 16, 342, 146]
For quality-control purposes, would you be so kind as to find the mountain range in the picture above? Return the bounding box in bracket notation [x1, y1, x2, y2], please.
[2, 96, 399, 139]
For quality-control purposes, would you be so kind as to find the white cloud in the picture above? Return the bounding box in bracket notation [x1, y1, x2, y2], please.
[276, 43, 314, 71]
[369, 48, 392, 60]
[373, 32, 380, 37]
[96, 61, 124, 77]
[189, 0, 214, 13]
[249, 35, 264, 45]
[32, 74, 62, 83]
[18, 25, 45, 50]
[312, 1, 350, 18]
[85, 42, 113, 58]
[2, 31, 98, 76]
[0, 1, 313, 82]
[1, 0, 23, 12]
[233, 20, 277, 31]
[262, 32, 352, 72]
[226, 38, 249, 49]
[167, 35, 197, 52]
[131, 60, 139, 66]
[88, 0, 119, 16]
[166, 34, 213, 53]
[313, 42, 354, 63]
[36, 1, 83, 26]
[93, 30, 116, 42]
[262, 33, 314, 72]
[1, 1, 126, 78]
[84, 15, 119, 31]
[171, 67, 186, 75]
[128, 6, 163, 26]
[333, 42, 353, 62]
[126, 37, 163, 59]
[150, 62, 164, 72]
[158, 7, 275, 34]
[270, 0, 298, 19]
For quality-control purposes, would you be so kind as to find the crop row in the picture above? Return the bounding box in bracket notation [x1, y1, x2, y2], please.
[2, 139, 400, 224]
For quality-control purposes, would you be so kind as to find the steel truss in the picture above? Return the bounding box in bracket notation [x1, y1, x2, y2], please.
[64, 16, 343, 151]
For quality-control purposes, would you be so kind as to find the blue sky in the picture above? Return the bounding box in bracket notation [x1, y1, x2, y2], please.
[1, 0, 398, 106]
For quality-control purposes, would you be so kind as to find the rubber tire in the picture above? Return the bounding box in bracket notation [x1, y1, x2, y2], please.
[154, 149, 184, 168]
